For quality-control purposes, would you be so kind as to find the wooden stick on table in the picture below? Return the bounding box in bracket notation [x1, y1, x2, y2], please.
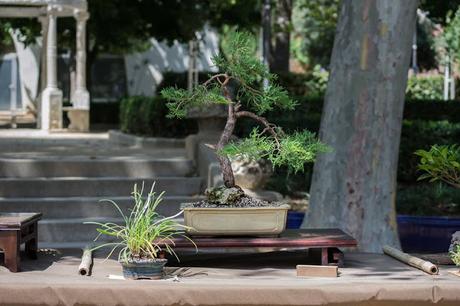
[78, 247, 93, 276]
[383, 245, 439, 275]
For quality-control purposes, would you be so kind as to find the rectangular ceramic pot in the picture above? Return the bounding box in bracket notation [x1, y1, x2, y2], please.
[183, 205, 290, 236]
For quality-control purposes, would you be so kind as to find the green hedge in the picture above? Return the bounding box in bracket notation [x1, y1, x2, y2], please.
[397, 184, 460, 216]
[404, 99, 460, 123]
[398, 120, 460, 182]
[119, 96, 197, 137]
[406, 75, 444, 100]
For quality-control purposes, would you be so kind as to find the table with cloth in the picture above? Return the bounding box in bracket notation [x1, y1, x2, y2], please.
[0, 248, 459, 306]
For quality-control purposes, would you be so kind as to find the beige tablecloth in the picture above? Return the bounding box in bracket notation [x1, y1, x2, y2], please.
[0, 249, 459, 306]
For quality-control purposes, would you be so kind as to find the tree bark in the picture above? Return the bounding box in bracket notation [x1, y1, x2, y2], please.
[216, 84, 237, 188]
[302, 0, 419, 253]
[270, 0, 292, 73]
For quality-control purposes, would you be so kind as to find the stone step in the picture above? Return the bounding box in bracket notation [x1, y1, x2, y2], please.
[0, 195, 202, 219]
[0, 177, 202, 197]
[0, 158, 195, 177]
[0, 134, 109, 149]
[38, 217, 184, 243]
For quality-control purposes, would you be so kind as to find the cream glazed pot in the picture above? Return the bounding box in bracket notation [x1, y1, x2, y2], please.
[183, 205, 290, 236]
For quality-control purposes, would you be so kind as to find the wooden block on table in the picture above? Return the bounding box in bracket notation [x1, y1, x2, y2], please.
[296, 265, 338, 277]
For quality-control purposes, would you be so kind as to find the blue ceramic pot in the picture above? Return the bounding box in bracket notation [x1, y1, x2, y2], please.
[397, 215, 460, 253]
[286, 211, 305, 229]
[120, 258, 167, 280]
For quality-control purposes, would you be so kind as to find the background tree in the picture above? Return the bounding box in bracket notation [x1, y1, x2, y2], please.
[0, 0, 260, 92]
[302, 0, 419, 252]
[270, 0, 293, 73]
[291, 0, 339, 70]
[419, 0, 460, 26]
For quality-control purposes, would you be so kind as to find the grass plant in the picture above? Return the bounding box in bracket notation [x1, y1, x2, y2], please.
[85, 182, 195, 262]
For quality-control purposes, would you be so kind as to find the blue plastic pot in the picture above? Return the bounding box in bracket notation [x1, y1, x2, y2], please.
[286, 211, 305, 229]
[120, 258, 167, 280]
[397, 215, 460, 253]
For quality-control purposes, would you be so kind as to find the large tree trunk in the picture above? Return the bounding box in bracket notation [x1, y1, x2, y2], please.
[270, 0, 292, 73]
[302, 0, 419, 253]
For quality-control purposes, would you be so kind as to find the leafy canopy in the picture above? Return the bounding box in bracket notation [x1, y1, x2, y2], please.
[415, 145, 460, 189]
[221, 128, 329, 174]
[1, 0, 260, 55]
[161, 31, 297, 118]
[161, 84, 229, 118]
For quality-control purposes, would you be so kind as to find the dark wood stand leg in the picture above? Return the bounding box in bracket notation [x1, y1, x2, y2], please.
[0, 231, 20, 272]
[319, 247, 344, 267]
[25, 223, 38, 259]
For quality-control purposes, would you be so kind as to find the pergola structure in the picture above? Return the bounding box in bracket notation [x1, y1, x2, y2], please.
[0, 0, 90, 131]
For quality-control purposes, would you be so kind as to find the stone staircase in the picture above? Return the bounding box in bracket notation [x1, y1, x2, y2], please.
[0, 131, 203, 249]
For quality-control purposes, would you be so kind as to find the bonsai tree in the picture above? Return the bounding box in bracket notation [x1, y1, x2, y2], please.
[161, 32, 328, 194]
[415, 145, 460, 189]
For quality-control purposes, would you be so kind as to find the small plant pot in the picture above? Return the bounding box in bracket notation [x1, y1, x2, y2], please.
[120, 258, 168, 280]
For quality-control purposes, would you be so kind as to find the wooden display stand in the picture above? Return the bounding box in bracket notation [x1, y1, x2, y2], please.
[0, 213, 42, 272]
[171, 228, 357, 267]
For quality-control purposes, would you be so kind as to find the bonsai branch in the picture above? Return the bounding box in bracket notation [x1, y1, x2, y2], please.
[203, 73, 228, 87]
[236, 111, 282, 148]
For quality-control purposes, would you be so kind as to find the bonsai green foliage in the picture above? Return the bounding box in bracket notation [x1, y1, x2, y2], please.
[161, 31, 328, 188]
[415, 145, 460, 189]
[163, 32, 296, 117]
[451, 244, 460, 267]
[86, 183, 194, 262]
[221, 128, 328, 174]
[161, 85, 230, 119]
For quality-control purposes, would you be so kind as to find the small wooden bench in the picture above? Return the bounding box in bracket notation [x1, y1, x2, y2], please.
[0, 213, 42, 272]
[170, 228, 358, 267]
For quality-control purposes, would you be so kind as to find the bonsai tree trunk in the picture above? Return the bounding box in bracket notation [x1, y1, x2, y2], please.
[216, 103, 237, 188]
[302, 0, 419, 252]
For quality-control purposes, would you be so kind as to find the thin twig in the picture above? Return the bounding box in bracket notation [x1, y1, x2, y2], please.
[236, 110, 282, 148]
[203, 73, 228, 86]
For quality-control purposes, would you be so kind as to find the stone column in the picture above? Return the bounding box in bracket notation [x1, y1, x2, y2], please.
[40, 5, 63, 131]
[37, 15, 48, 129]
[68, 9, 90, 132]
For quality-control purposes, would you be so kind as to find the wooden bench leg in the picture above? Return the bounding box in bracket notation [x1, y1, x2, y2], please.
[330, 248, 344, 267]
[319, 247, 344, 267]
[321, 248, 329, 265]
[25, 223, 38, 260]
[0, 231, 20, 272]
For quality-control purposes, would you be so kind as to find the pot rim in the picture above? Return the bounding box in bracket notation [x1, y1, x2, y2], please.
[119, 257, 168, 265]
[183, 205, 290, 211]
